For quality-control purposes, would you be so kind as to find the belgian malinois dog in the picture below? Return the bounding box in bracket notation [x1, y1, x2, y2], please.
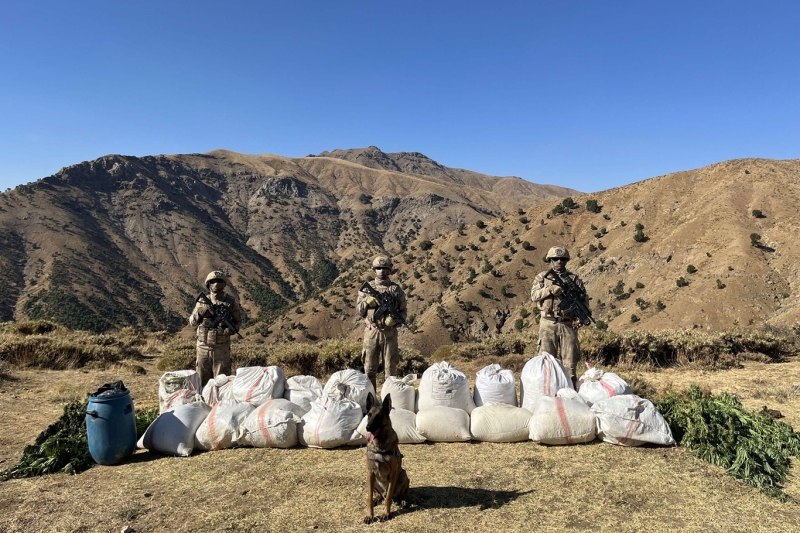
[364, 392, 410, 524]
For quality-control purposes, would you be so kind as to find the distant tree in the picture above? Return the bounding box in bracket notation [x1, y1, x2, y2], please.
[517, 208, 525, 215]
[716, 279, 726, 289]
[595, 320, 608, 330]
[586, 199, 602, 213]
[419, 240, 433, 251]
[656, 300, 666, 311]
[634, 229, 647, 242]
[752, 209, 764, 218]
[475, 220, 486, 229]
[630, 314, 640, 323]
[687, 264, 698, 274]
[750, 233, 762, 246]
[562, 197, 578, 209]
[358, 193, 372, 204]
[676, 277, 689, 287]
[519, 216, 529, 224]
[633, 203, 642, 211]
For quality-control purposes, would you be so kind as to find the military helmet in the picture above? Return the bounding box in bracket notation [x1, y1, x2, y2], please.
[205, 270, 227, 287]
[372, 255, 393, 270]
[545, 246, 571, 261]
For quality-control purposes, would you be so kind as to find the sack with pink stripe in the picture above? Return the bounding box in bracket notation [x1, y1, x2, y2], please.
[529, 389, 596, 445]
[232, 366, 286, 406]
[591, 395, 675, 447]
[158, 370, 202, 413]
[298, 394, 364, 448]
[577, 365, 631, 406]
[202, 374, 236, 407]
[194, 400, 255, 451]
[242, 403, 300, 448]
[520, 352, 573, 412]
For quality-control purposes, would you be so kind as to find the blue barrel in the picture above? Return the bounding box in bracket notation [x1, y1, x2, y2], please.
[86, 388, 137, 465]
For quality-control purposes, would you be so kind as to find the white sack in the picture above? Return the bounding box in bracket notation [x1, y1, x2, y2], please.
[158, 370, 201, 413]
[474, 364, 517, 407]
[323, 369, 376, 414]
[591, 395, 675, 447]
[578, 366, 631, 406]
[356, 408, 426, 444]
[194, 400, 254, 451]
[284, 375, 323, 415]
[418, 361, 476, 414]
[243, 406, 299, 448]
[520, 352, 573, 412]
[470, 403, 531, 443]
[202, 375, 236, 407]
[416, 406, 471, 442]
[529, 393, 596, 445]
[137, 402, 211, 457]
[381, 374, 418, 413]
[299, 395, 364, 449]
[251, 397, 306, 419]
[163, 389, 203, 413]
[232, 366, 285, 405]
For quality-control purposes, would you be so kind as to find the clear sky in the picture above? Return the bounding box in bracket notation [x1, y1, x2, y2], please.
[2, 1, 798, 193]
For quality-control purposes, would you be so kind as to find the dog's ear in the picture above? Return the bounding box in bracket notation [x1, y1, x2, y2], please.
[366, 392, 375, 410]
[381, 392, 392, 413]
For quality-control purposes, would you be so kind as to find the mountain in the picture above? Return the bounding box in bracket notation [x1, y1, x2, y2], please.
[261, 157, 800, 355]
[0, 148, 576, 335]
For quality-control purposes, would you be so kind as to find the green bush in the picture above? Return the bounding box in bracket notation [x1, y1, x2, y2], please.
[687, 265, 698, 274]
[419, 240, 433, 251]
[676, 277, 689, 287]
[586, 199, 601, 213]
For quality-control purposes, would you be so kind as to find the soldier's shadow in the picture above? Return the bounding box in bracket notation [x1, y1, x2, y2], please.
[408, 486, 533, 510]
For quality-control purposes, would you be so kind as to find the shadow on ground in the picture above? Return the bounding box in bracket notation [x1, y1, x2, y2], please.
[410, 486, 534, 510]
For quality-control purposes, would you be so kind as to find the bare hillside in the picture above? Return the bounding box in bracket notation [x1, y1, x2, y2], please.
[263, 158, 800, 356]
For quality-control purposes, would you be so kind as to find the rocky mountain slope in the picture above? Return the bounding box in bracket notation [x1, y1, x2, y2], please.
[262, 157, 800, 356]
[0, 148, 575, 335]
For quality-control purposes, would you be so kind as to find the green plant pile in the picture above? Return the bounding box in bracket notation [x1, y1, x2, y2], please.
[1, 401, 159, 482]
[655, 386, 800, 501]
[0, 400, 93, 480]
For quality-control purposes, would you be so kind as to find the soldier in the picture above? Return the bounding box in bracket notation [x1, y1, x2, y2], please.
[189, 270, 243, 387]
[530, 246, 589, 388]
[357, 255, 407, 391]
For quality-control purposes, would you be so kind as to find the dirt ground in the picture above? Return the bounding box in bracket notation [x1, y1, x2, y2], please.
[0, 355, 799, 533]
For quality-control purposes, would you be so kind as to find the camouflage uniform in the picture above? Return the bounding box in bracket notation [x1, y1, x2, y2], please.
[357, 256, 407, 390]
[530, 247, 589, 384]
[189, 271, 243, 387]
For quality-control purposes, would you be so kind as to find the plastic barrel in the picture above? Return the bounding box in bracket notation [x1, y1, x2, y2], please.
[86, 389, 137, 465]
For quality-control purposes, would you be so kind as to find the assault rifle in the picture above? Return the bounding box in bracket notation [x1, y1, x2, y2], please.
[360, 281, 405, 327]
[195, 293, 243, 339]
[545, 269, 595, 327]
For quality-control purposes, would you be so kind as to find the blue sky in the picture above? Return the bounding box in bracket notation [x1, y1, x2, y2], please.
[1, 1, 798, 193]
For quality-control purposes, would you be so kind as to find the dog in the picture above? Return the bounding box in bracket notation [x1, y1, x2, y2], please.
[364, 392, 410, 524]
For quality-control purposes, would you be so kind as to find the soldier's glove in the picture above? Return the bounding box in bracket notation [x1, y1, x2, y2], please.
[384, 315, 396, 328]
[550, 285, 564, 297]
[365, 295, 379, 308]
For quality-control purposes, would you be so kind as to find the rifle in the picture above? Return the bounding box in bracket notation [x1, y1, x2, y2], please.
[360, 281, 405, 327]
[195, 293, 244, 339]
[545, 269, 595, 326]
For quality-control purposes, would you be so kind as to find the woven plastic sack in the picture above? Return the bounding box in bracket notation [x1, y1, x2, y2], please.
[418, 361, 476, 414]
[137, 402, 211, 456]
[470, 403, 531, 442]
[356, 407, 426, 444]
[416, 406, 471, 442]
[474, 364, 517, 407]
[529, 389, 596, 445]
[251, 397, 306, 419]
[242, 405, 300, 448]
[380, 374, 417, 413]
[232, 366, 285, 406]
[591, 395, 675, 447]
[577, 365, 632, 406]
[158, 370, 201, 413]
[323, 369, 376, 414]
[195, 400, 254, 451]
[299, 395, 364, 448]
[284, 375, 323, 415]
[202, 375, 236, 407]
[520, 352, 572, 412]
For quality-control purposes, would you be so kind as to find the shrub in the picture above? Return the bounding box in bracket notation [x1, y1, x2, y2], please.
[359, 193, 372, 204]
[590, 224, 597, 231]
[562, 197, 578, 209]
[419, 240, 433, 251]
[478, 235, 487, 243]
[716, 279, 726, 289]
[588, 244, 597, 252]
[635, 223, 644, 230]
[687, 265, 698, 274]
[752, 209, 764, 218]
[595, 320, 608, 330]
[633, 203, 642, 211]
[635, 281, 645, 289]
[630, 314, 640, 323]
[586, 199, 601, 213]
[676, 277, 689, 287]
[750, 233, 761, 246]
[656, 300, 666, 311]
[514, 318, 524, 331]
[475, 220, 486, 229]
[603, 214, 610, 220]
[634, 229, 647, 242]
[519, 216, 529, 224]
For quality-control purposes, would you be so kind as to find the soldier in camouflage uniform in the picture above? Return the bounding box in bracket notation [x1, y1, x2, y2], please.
[357, 256, 407, 391]
[530, 246, 589, 388]
[189, 270, 243, 387]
